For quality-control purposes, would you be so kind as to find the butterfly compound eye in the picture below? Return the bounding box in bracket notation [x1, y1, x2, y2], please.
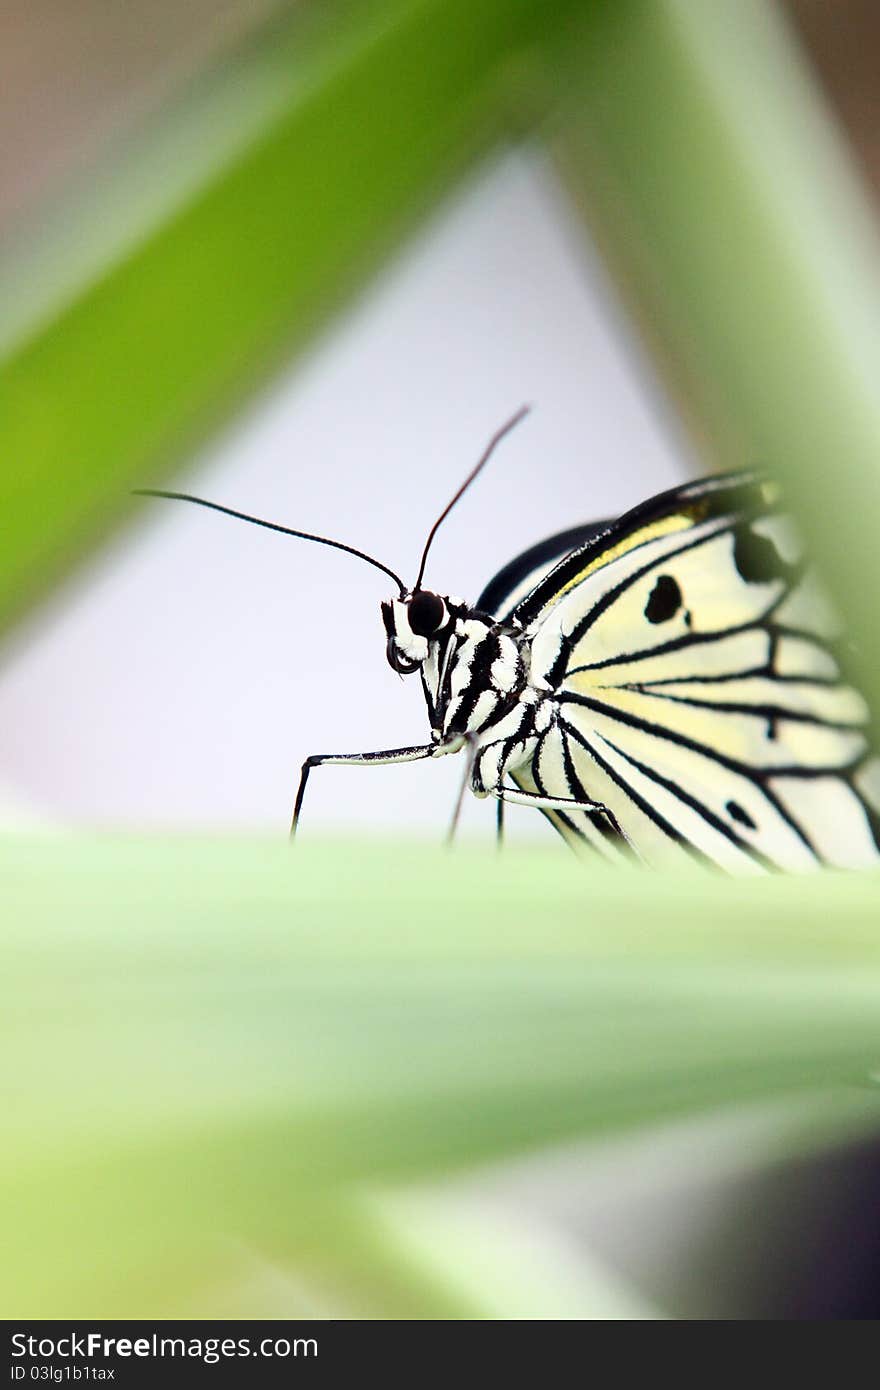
[407, 590, 446, 637]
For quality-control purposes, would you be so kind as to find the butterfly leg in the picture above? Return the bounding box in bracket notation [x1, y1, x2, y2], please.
[291, 740, 463, 839]
[496, 795, 504, 849]
[446, 740, 477, 847]
[490, 785, 631, 849]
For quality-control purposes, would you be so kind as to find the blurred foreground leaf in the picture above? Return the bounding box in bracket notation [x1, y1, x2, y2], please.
[0, 0, 584, 631]
[3, 837, 880, 1315]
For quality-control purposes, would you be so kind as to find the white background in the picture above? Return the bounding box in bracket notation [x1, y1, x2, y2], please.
[0, 147, 698, 838]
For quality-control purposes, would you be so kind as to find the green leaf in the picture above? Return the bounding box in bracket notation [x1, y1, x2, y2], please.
[0, 0, 586, 631]
[3, 836, 880, 1315]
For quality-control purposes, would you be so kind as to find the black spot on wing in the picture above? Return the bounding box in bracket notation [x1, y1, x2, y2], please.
[644, 574, 682, 624]
[512, 472, 766, 628]
[732, 523, 799, 585]
[726, 799, 757, 830]
[566, 524, 737, 650]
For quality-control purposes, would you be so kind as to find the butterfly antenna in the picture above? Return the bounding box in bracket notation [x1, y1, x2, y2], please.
[134, 490, 407, 596]
[414, 405, 531, 591]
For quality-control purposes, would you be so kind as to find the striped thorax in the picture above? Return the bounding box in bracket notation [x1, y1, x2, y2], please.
[381, 590, 539, 796]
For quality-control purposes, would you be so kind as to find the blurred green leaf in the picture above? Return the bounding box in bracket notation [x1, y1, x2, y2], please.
[0, 0, 587, 631]
[3, 837, 880, 1315]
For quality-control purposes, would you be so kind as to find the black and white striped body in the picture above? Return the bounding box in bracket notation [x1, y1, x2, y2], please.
[382, 593, 557, 809]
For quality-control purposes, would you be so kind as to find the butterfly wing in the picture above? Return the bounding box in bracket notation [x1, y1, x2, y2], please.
[482, 473, 880, 871]
[476, 518, 612, 620]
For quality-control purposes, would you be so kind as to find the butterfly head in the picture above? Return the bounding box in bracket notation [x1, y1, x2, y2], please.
[380, 590, 458, 676]
[381, 590, 525, 740]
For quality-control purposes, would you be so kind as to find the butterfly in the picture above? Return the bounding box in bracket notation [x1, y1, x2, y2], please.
[138, 408, 880, 872]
